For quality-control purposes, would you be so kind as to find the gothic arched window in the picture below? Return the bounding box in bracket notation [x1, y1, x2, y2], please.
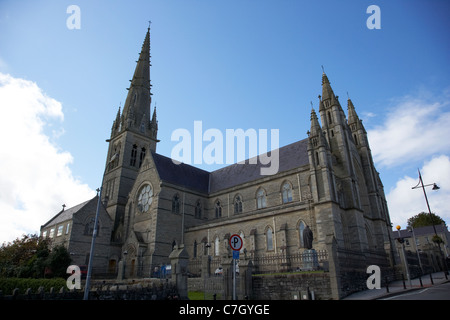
[282, 182, 293, 203]
[130, 144, 137, 167]
[139, 147, 146, 168]
[84, 218, 100, 236]
[256, 188, 266, 209]
[234, 195, 243, 214]
[172, 194, 180, 214]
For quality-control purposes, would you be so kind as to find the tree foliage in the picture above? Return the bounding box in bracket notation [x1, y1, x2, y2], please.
[0, 234, 71, 278]
[407, 212, 445, 228]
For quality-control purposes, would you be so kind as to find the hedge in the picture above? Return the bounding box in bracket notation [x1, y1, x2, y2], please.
[0, 278, 67, 295]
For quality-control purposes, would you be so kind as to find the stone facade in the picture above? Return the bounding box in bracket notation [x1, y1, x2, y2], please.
[41, 28, 398, 298]
[40, 196, 114, 275]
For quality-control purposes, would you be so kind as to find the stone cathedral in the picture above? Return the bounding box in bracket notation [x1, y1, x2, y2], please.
[41, 28, 398, 298]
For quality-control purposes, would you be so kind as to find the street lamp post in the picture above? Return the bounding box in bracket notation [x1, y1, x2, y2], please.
[412, 169, 448, 278]
[83, 152, 118, 300]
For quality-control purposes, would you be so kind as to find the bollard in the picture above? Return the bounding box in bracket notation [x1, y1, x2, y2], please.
[402, 273, 406, 289]
[385, 276, 389, 293]
[419, 276, 423, 288]
[429, 273, 434, 285]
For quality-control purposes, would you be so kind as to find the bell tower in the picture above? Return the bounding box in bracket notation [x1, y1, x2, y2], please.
[102, 27, 159, 242]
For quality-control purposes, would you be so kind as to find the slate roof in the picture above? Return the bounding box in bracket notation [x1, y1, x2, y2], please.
[41, 197, 95, 228]
[151, 138, 309, 194]
[151, 152, 210, 193]
[393, 224, 449, 239]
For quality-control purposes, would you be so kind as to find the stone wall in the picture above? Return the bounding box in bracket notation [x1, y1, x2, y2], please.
[0, 279, 178, 300]
[252, 272, 332, 300]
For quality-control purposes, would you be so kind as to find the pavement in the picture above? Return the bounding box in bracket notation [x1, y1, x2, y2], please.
[343, 271, 450, 300]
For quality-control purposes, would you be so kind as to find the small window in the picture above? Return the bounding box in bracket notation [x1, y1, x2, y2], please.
[84, 218, 100, 236]
[282, 182, 293, 203]
[57, 225, 63, 237]
[172, 194, 180, 214]
[42, 230, 47, 238]
[195, 200, 202, 219]
[139, 147, 146, 168]
[215, 200, 222, 218]
[234, 195, 243, 214]
[65, 223, 70, 234]
[130, 144, 137, 167]
[49, 228, 55, 238]
[257, 188, 266, 209]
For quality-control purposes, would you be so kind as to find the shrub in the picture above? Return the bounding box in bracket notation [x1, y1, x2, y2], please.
[0, 277, 66, 295]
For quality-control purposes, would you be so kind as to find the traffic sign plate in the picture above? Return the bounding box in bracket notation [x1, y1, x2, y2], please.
[229, 234, 243, 251]
[233, 250, 239, 259]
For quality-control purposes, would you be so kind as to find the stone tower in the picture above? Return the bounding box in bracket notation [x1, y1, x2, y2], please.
[314, 71, 393, 254]
[102, 27, 159, 242]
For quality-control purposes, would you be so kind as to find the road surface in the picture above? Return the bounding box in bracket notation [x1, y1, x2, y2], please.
[381, 282, 450, 300]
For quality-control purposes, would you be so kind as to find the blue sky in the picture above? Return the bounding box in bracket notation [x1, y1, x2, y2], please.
[0, 0, 449, 243]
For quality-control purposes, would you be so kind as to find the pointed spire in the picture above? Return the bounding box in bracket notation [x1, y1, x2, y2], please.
[347, 97, 366, 137]
[121, 27, 152, 134]
[151, 103, 157, 126]
[347, 97, 359, 126]
[310, 103, 321, 136]
[129, 27, 151, 92]
[308, 104, 328, 149]
[321, 69, 337, 103]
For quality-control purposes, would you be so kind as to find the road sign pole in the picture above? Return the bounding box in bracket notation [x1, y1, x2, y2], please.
[233, 258, 236, 300]
[229, 234, 242, 301]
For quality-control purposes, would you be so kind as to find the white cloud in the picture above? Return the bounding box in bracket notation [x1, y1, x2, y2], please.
[386, 155, 450, 229]
[368, 95, 450, 168]
[0, 73, 95, 244]
[367, 90, 450, 228]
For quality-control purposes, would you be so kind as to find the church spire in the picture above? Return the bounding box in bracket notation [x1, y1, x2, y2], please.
[121, 27, 152, 132]
[347, 97, 359, 126]
[321, 70, 336, 103]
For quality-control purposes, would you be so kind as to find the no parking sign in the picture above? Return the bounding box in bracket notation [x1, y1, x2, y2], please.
[229, 234, 243, 251]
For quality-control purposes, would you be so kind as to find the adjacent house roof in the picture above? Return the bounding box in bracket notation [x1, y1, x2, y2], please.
[41, 197, 96, 229]
[151, 138, 309, 194]
[393, 224, 449, 239]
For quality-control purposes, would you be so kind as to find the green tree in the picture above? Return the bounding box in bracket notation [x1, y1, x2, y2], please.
[0, 234, 71, 278]
[0, 234, 50, 278]
[47, 244, 72, 278]
[407, 212, 445, 228]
